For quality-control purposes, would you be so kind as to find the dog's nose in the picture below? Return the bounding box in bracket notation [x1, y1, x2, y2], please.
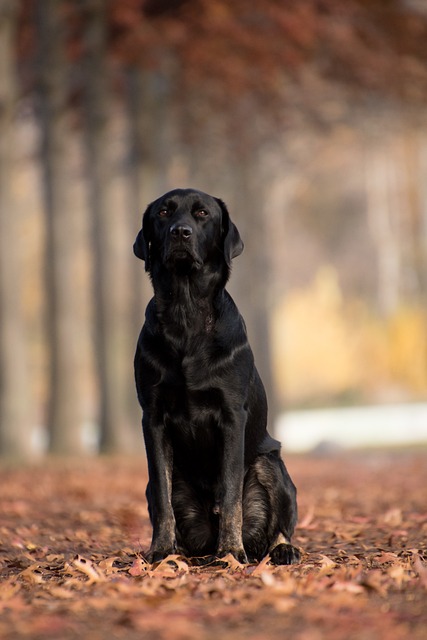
[170, 223, 193, 239]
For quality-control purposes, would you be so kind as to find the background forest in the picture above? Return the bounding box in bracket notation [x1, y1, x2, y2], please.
[1, 0, 427, 458]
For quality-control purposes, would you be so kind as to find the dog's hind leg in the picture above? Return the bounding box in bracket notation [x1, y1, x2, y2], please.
[243, 452, 300, 565]
[242, 468, 270, 561]
[268, 531, 301, 565]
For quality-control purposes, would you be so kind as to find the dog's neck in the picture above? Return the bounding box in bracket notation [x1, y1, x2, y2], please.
[151, 262, 227, 336]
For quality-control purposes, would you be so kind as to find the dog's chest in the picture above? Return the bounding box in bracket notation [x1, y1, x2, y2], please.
[165, 388, 222, 477]
[167, 352, 222, 417]
[160, 347, 223, 445]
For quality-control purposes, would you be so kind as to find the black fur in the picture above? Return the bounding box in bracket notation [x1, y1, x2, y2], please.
[134, 188, 300, 565]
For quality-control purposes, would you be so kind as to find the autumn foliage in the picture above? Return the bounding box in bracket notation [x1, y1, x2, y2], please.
[1, 453, 426, 639]
[272, 268, 427, 406]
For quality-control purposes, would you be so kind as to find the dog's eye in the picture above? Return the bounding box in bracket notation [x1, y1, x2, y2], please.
[195, 210, 209, 218]
[158, 209, 169, 217]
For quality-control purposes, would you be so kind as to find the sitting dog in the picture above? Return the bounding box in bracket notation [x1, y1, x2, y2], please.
[133, 188, 300, 565]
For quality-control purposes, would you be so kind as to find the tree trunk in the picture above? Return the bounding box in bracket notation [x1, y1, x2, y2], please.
[126, 64, 178, 440]
[127, 66, 171, 209]
[420, 134, 427, 298]
[401, 130, 427, 299]
[126, 66, 162, 434]
[227, 159, 279, 435]
[0, 0, 34, 458]
[82, 0, 140, 453]
[126, 66, 167, 329]
[36, 0, 85, 454]
[365, 142, 401, 315]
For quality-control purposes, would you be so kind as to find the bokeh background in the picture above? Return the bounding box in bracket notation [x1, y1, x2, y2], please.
[1, 0, 427, 459]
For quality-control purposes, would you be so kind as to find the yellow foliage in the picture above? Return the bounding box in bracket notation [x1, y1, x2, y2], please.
[387, 307, 427, 393]
[271, 266, 427, 406]
[271, 267, 356, 404]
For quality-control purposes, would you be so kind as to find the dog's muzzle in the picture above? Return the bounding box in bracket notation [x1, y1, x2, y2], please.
[170, 223, 193, 240]
[164, 223, 202, 268]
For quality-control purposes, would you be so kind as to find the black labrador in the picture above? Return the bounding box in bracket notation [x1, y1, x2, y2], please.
[133, 188, 300, 565]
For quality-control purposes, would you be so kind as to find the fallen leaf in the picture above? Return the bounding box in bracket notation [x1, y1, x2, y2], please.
[250, 554, 272, 577]
[413, 554, 427, 589]
[359, 571, 387, 596]
[383, 508, 403, 526]
[376, 552, 398, 564]
[71, 555, 105, 583]
[299, 505, 315, 528]
[259, 570, 276, 587]
[18, 564, 45, 585]
[331, 580, 365, 594]
[128, 556, 147, 577]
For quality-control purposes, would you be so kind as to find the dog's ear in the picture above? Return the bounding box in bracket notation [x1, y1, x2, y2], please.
[133, 229, 149, 266]
[216, 198, 244, 266]
[133, 204, 152, 271]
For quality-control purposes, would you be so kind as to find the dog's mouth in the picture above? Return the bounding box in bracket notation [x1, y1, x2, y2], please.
[164, 245, 203, 270]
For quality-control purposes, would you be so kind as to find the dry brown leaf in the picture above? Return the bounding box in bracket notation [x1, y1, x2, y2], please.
[155, 555, 190, 573]
[215, 554, 246, 572]
[388, 564, 411, 589]
[313, 554, 337, 576]
[331, 580, 365, 594]
[259, 570, 276, 587]
[250, 554, 272, 577]
[128, 556, 147, 577]
[412, 554, 427, 589]
[359, 570, 387, 596]
[271, 596, 296, 613]
[46, 586, 76, 600]
[18, 564, 45, 585]
[45, 553, 65, 563]
[71, 555, 106, 583]
[148, 555, 190, 578]
[0, 579, 21, 601]
[98, 556, 121, 575]
[383, 508, 403, 526]
[299, 505, 316, 528]
[1, 455, 427, 639]
[376, 552, 398, 564]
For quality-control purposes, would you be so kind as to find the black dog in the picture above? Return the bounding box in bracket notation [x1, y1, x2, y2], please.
[133, 188, 300, 565]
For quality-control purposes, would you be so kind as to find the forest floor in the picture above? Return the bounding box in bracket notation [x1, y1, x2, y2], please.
[0, 451, 426, 640]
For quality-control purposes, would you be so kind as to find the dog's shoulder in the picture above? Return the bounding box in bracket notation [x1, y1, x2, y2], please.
[144, 297, 156, 324]
[137, 298, 161, 340]
[216, 290, 245, 327]
[213, 291, 249, 349]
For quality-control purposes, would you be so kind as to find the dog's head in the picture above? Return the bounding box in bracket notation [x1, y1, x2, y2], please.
[133, 188, 243, 273]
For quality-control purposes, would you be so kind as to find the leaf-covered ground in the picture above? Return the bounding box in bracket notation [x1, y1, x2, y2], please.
[0, 452, 426, 640]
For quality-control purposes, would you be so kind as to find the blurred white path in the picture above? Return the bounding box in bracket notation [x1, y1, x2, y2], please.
[277, 403, 427, 452]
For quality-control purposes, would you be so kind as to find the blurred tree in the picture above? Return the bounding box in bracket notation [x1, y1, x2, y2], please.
[6, 0, 427, 454]
[229, 156, 279, 430]
[126, 66, 171, 214]
[0, 0, 33, 458]
[125, 63, 171, 323]
[36, 0, 86, 454]
[108, 0, 427, 427]
[401, 131, 427, 300]
[365, 141, 402, 316]
[365, 130, 427, 316]
[81, 0, 140, 453]
[125, 63, 173, 433]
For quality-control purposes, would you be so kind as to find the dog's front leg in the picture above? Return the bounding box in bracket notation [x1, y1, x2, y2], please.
[143, 417, 176, 563]
[216, 416, 248, 564]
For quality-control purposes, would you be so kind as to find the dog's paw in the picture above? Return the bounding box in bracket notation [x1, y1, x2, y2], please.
[269, 543, 301, 565]
[217, 547, 248, 565]
[145, 546, 177, 564]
